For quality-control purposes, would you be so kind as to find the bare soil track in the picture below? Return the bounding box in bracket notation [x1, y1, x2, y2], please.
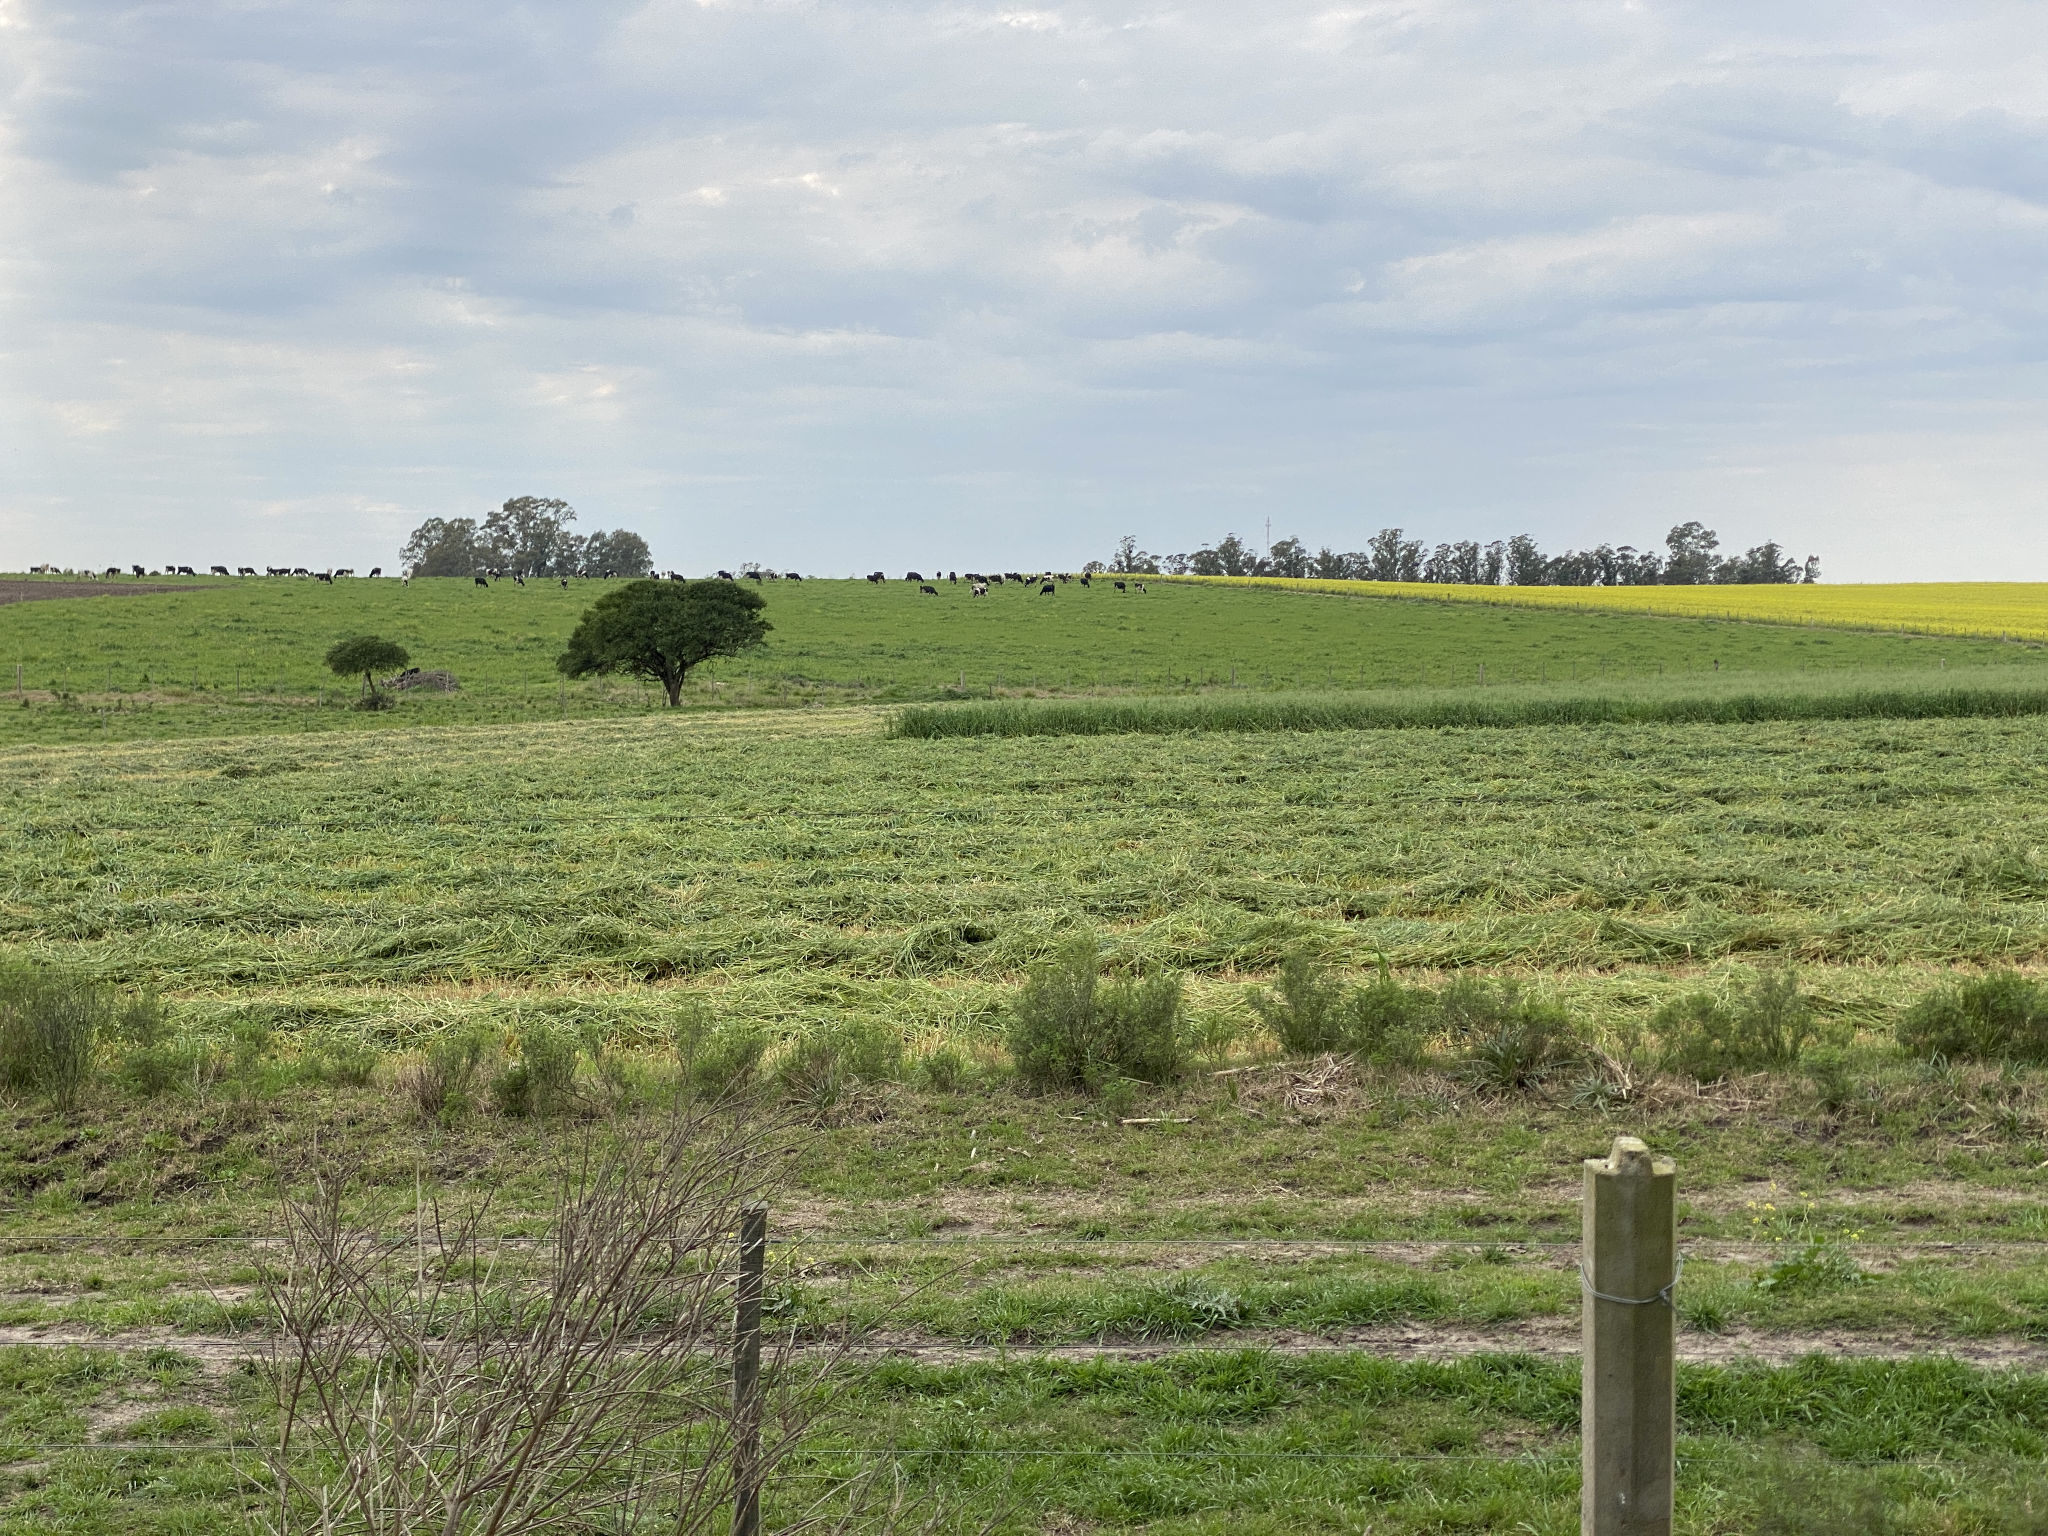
[0, 580, 201, 604]
[5, 1321, 2046, 1374]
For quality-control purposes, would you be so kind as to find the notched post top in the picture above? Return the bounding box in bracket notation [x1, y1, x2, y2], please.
[1587, 1135, 1675, 1179]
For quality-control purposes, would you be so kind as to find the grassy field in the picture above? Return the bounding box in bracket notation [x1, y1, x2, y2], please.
[1179, 576, 2048, 643]
[0, 574, 2036, 745]
[2, 579, 2047, 1532]
[6, 706, 2048, 1009]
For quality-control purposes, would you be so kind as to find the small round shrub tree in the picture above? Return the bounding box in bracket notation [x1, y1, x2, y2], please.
[324, 635, 411, 703]
[557, 580, 769, 706]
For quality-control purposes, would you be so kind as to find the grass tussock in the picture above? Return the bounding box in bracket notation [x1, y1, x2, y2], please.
[891, 670, 2048, 738]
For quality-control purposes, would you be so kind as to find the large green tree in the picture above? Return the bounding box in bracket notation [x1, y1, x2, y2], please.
[579, 528, 653, 577]
[483, 496, 583, 576]
[557, 580, 769, 706]
[399, 517, 483, 577]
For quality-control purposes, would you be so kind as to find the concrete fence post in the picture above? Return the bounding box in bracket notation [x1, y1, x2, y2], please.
[1582, 1136, 1677, 1536]
[732, 1203, 768, 1536]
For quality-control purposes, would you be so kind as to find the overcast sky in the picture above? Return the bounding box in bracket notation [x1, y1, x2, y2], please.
[6, 2, 2046, 578]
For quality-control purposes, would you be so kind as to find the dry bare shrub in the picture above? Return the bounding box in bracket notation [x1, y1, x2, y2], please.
[1224, 1053, 1360, 1118]
[253, 1108, 826, 1536]
[392, 1028, 491, 1122]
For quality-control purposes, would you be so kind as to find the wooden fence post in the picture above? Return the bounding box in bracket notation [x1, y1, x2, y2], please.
[732, 1203, 768, 1536]
[1582, 1136, 1677, 1536]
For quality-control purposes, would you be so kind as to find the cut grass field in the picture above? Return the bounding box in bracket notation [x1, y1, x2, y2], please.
[1178, 575, 2048, 643]
[2, 578, 2047, 1532]
[0, 573, 2035, 745]
[7, 707, 2047, 1008]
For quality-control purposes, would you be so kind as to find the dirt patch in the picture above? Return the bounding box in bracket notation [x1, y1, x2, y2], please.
[0, 580, 202, 605]
[7, 1321, 2046, 1373]
[0, 1325, 254, 1373]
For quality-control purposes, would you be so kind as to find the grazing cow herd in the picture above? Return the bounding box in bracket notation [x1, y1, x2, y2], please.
[28, 564, 388, 582]
[22, 563, 1150, 598]
[885, 570, 1146, 599]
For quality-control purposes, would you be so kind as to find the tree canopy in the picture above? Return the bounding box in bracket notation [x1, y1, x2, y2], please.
[324, 636, 410, 694]
[400, 498, 653, 578]
[1164, 522, 1817, 587]
[556, 580, 769, 706]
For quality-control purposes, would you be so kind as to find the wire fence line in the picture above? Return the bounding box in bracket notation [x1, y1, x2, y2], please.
[0, 1232, 2043, 1251]
[0, 1442, 2036, 1474]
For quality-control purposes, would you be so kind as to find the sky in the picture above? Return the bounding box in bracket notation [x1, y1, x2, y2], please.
[5, 1, 2047, 579]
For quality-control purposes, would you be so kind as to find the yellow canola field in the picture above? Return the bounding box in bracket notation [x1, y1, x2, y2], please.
[1171, 577, 2048, 642]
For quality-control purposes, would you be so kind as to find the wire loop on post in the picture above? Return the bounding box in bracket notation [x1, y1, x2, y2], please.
[1580, 1252, 1685, 1307]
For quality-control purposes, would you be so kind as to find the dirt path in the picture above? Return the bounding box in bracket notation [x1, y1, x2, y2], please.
[0, 580, 202, 604]
[5, 1320, 2044, 1373]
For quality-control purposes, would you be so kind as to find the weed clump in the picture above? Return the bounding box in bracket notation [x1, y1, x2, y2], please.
[1009, 935, 1186, 1092]
[1249, 951, 1352, 1055]
[303, 1034, 379, 1088]
[111, 992, 198, 1098]
[1437, 976, 1583, 1091]
[1249, 951, 1426, 1060]
[491, 1022, 580, 1118]
[0, 965, 133, 1109]
[1898, 971, 2048, 1063]
[397, 1027, 491, 1122]
[673, 999, 767, 1100]
[775, 1019, 901, 1116]
[913, 1043, 970, 1092]
[1656, 970, 1815, 1080]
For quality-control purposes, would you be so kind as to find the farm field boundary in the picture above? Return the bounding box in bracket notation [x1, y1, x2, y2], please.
[1170, 575, 2048, 642]
[891, 668, 2048, 738]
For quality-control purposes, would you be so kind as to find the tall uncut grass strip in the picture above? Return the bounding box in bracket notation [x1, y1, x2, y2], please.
[890, 675, 2048, 739]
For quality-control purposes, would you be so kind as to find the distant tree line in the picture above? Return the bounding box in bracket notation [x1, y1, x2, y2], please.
[1107, 523, 1818, 586]
[401, 498, 653, 578]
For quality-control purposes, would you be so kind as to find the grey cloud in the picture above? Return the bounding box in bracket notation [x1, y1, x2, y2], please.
[6, 0, 2048, 577]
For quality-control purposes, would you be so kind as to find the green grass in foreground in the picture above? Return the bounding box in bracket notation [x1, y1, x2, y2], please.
[0, 575, 2033, 743]
[890, 667, 2048, 738]
[6, 1348, 2048, 1534]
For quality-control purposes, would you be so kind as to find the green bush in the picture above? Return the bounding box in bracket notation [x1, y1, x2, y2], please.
[1436, 977, 1582, 1092]
[914, 1044, 969, 1092]
[686, 1023, 768, 1100]
[492, 1023, 580, 1118]
[230, 1017, 274, 1084]
[1249, 951, 1352, 1055]
[0, 966, 117, 1110]
[111, 993, 197, 1098]
[1249, 951, 1427, 1060]
[1348, 962, 1428, 1062]
[1008, 936, 1186, 1092]
[401, 1028, 491, 1122]
[1897, 971, 2048, 1063]
[1657, 970, 1816, 1080]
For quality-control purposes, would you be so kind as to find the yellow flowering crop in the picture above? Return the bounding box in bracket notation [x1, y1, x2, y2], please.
[1170, 577, 2048, 643]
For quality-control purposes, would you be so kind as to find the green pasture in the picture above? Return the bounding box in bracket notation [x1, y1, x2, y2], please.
[0, 574, 2037, 745]
[8, 1346, 2048, 1534]
[2, 577, 2047, 1533]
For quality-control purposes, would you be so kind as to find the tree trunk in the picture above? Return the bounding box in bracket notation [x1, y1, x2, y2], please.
[664, 670, 683, 707]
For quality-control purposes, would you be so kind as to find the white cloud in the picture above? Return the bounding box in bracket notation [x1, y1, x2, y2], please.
[4, 0, 2048, 573]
